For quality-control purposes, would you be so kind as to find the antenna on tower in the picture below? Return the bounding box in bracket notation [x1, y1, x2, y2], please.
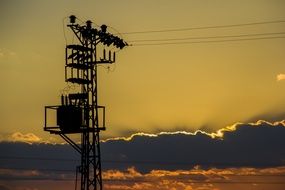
[44, 15, 128, 190]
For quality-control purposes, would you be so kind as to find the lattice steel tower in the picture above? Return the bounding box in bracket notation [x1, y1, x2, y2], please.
[44, 15, 128, 190]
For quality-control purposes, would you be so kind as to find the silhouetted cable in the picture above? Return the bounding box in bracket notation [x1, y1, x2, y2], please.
[0, 167, 74, 172]
[0, 156, 77, 162]
[2, 167, 285, 177]
[121, 20, 285, 35]
[0, 167, 285, 179]
[131, 36, 285, 46]
[1, 159, 285, 178]
[0, 177, 75, 181]
[1, 156, 285, 169]
[128, 31, 285, 42]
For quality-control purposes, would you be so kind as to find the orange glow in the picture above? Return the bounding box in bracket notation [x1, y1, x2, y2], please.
[1, 166, 285, 190]
[103, 120, 285, 142]
[102, 166, 285, 190]
[1, 120, 284, 144]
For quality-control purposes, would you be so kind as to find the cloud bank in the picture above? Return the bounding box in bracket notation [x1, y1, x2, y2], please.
[1, 166, 285, 190]
[102, 166, 285, 190]
[1, 120, 285, 189]
[277, 74, 285, 81]
[101, 120, 285, 172]
[10, 132, 41, 144]
[0, 120, 284, 171]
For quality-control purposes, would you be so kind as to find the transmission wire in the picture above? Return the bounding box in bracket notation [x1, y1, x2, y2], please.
[122, 19, 285, 35]
[129, 31, 285, 43]
[131, 36, 285, 46]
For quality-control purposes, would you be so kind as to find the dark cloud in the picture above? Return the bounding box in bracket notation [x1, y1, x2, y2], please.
[0, 185, 10, 190]
[0, 142, 78, 172]
[101, 121, 285, 172]
[0, 121, 285, 174]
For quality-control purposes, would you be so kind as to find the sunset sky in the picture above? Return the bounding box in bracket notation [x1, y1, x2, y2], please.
[1, 0, 285, 190]
[1, 0, 285, 139]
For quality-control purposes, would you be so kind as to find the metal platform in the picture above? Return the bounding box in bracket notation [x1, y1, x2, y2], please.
[66, 63, 92, 70]
[66, 78, 91, 84]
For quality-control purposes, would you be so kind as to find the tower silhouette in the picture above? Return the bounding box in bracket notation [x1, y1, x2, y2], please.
[44, 15, 128, 190]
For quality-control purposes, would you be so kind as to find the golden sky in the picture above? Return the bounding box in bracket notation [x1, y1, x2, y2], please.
[1, 0, 285, 141]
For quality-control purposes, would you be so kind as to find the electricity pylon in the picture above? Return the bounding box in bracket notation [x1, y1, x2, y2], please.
[44, 15, 128, 190]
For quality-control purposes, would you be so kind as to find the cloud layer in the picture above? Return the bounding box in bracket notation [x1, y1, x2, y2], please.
[0, 121, 285, 171]
[1, 120, 285, 189]
[1, 166, 285, 190]
[102, 120, 285, 172]
[102, 166, 285, 190]
[277, 74, 285, 81]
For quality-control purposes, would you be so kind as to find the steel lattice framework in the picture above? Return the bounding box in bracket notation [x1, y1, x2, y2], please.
[44, 15, 127, 190]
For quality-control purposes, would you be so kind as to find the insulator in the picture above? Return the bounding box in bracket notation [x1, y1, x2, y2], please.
[101, 24, 107, 33]
[86, 20, 92, 29]
[69, 15, 76, 24]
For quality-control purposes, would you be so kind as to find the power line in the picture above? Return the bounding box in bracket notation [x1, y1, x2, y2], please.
[0, 167, 74, 173]
[1, 164, 285, 184]
[128, 31, 285, 42]
[1, 166, 285, 177]
[0, 156, 78, 162]
[131, 36, 285, 46]
[1, 156, 285, 168]
[1, 157, 285, 178]
[122, 20, 285, 35]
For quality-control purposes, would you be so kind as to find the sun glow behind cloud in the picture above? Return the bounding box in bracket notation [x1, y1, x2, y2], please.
[1, 0, 285, 140]
[103, 120, 285, 142]
[102, 125, 237, 142]
[0, 120, 284, 145]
